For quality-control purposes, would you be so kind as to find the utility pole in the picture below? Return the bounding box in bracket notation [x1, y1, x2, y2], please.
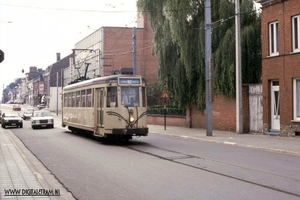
[2, 84, 4, 104]
[235, 0, 243, 134]
[205, 0, 213, 136]
[56, 72, 59, 116]
[132, 27, 137, 75]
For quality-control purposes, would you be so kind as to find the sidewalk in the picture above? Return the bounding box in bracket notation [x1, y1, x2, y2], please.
[0, 127, 75, 200]
[148, 124, 300, 156]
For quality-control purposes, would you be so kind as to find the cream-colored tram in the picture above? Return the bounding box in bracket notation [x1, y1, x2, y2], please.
[61, 74, 148, 141]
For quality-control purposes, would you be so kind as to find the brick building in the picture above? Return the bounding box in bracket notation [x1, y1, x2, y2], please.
[72, 13, 158, 84]
[255, 0, 300, 136]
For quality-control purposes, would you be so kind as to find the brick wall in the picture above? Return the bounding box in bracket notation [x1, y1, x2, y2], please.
[147, 115, 187, 127]
[189, 86, 249, 132]
[148, 86, 250, 133]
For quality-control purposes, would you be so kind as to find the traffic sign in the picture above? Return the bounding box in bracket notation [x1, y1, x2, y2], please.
[161, 89, 170, 98]
[0, 49, 4, 63]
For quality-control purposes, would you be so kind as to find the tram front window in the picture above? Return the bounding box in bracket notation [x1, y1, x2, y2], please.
[121, 87, 139, 107]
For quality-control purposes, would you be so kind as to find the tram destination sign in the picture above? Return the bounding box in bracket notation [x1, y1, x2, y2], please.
[118, 77, 141, 85]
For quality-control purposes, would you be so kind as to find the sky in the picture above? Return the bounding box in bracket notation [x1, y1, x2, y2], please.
[0, 0, 138, 90]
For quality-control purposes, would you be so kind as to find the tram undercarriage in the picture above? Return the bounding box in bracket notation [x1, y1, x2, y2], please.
[67, 125, 148, 141]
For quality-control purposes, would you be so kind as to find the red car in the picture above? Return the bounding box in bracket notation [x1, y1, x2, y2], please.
[13, 105, 21, 111]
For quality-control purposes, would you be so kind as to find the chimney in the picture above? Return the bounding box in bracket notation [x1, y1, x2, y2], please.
[30, 66, 37, 72]
[56, 53, 61, 61]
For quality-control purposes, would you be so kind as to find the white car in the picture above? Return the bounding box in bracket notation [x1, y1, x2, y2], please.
[1, 112, 23, 128]
[31, 110, 54, 129]
[23, 110, 34, 120]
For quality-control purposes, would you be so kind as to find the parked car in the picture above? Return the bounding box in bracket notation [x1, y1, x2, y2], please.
[14, 99, 24, 104]
[13, 104, 21, 111]
[0, 112, 3, 124]
[37, 104, 45, 110]
[26, 106, 35, 111]
[22, 110, 34, 120]
[31, 110, 54, 129]
[1, 112, 23, 128]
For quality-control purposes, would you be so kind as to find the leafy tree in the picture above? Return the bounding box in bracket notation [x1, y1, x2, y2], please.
[2, 78, 23, 103]
[138, 0, 261, 110]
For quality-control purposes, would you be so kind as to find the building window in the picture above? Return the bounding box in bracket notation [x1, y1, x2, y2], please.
[294, 79, 300, 120]
[292, 15, 300, 52]
[269, 21, 279, 56]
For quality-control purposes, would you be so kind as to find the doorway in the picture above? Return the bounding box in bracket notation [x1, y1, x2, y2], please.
[271, 81, 280, 130]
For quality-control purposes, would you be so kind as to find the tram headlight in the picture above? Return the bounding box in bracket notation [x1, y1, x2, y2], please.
[129, 116, 135, 123]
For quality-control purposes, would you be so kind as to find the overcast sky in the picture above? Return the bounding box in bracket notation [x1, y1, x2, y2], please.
[0, 0, 137, 90]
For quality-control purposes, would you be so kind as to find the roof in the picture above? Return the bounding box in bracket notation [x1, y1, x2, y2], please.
[49, 53, 73, 87]
[63, 74, 146, 91]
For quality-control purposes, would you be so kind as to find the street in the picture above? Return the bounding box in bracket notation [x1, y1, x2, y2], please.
[1, 104, 300, 200]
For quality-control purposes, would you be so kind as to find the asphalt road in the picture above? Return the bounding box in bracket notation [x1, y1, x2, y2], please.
[1, 104, 300, 200]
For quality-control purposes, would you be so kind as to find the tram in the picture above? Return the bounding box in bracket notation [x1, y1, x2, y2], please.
[61, 71, 148, 141]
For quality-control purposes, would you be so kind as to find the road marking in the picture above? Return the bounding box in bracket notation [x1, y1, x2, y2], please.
[223, 141, 236, 145]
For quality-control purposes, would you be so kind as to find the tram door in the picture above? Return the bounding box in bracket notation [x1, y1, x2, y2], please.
[95, 88, 104, 131]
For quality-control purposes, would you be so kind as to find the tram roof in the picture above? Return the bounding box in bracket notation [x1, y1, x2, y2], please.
[63, 74, 146, 91]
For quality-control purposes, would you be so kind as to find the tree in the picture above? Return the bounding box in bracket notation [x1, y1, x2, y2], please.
[2, 78, 23, 103]
[137, 0, 261, 110]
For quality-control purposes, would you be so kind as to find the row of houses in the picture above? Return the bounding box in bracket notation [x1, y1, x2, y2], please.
[16, 0, 300, 136]
[18, 13, 158, 111]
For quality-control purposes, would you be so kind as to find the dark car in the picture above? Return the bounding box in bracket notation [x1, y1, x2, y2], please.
[0, 111, 3, 124]
[1, 112, 23, 128]
[13, 104, 21, 111]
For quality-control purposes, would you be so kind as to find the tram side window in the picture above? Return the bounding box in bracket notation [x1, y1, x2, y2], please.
[71, 92, 76, 107]
[64, 93, 68, 107]
[76, 91, 81, 107]
[81, 90, 86, 107]
[121, 87, 139, 107]
[107, 87, 117, 107]
[142, 87, 146, 107]
[86, 89, 93, 107]
[67, 93, 72, 107]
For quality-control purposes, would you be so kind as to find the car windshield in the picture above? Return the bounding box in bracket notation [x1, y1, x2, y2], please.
[5, 113, 18, 117]
[34, 112, 51, 117]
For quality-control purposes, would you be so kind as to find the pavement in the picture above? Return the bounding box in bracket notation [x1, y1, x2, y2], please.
[1, 112, 300, 199]
[149, 125, 300, 156]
